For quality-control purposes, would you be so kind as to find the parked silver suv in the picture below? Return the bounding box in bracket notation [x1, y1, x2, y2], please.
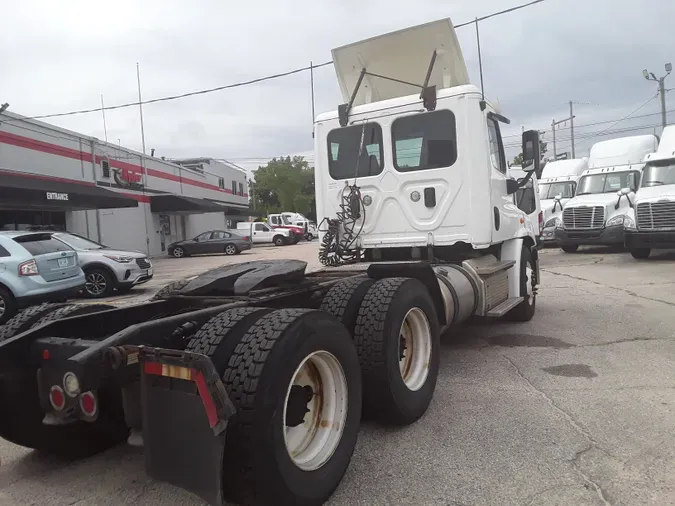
[52, 233, 153, 298]
[0, 231, 85, 325]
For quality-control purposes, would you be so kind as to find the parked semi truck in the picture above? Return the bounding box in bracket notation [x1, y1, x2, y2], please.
[554, 135, 657, 252]
[538, 158, 588, 245]
[0, 18, 544, 506]
[625, 125, 675, 258]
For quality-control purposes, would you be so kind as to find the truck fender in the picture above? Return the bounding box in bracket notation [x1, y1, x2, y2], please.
[366, 262, 447, 326]
[500, 237, 538, 299]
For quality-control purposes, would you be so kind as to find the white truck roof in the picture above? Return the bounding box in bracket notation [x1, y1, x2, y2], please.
[540, 158, 589, 180]
[331, 18, 470, 107]
[588, 135, 658, 169]
[657, 125, 675, 154]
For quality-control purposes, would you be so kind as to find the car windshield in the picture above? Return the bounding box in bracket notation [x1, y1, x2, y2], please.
[538, 181, 576, 200]
[576, 171, 640, 195]
[57, 233, 106, 250]
[641, 161, 675, 187]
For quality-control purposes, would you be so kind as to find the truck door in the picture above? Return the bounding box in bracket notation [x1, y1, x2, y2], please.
[252, 223, 266, 243]
[487, 116, 521, 243]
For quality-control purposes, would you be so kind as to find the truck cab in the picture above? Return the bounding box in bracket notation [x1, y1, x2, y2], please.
[509, 165, 543, 245]
[625, 126, 675, 258]
[554, 135, 657, 252]
[537, 158, 589, 245]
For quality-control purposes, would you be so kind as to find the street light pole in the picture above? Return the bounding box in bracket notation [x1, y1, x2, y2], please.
[643, 63, 672, 129]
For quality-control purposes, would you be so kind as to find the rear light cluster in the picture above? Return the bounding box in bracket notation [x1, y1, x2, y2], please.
[47, 371, 97, 418]
[18, 259, 39, 276]
[241, 236, 250, 242]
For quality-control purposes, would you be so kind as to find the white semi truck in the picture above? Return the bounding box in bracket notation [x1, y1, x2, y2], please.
[625, 125, 675, 258]
[0, 18, 544, 506]
[554, 135, 657, 252]
[538, 158, 589, 245]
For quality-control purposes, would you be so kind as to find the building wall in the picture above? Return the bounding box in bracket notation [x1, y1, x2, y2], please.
[0, 111, 250, 257]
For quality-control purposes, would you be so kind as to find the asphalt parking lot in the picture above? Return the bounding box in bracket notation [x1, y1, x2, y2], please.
[2, 244, 675, 506]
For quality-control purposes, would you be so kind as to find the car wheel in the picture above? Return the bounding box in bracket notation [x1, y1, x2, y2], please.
[224, 244, 238, 256]
[84, 268, 114, 298]
[172, 246, 185, 258]
[630, 248, 651, 259]
[273, 235, 285, 247]
[0, 286, 18, 326]
[306, 233, 314, 241]
[561, 244, 579, 253]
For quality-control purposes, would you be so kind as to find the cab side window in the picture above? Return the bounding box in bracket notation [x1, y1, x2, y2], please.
[254, 223, 264, 231]
[487, 117, 507, 174]
[515, 183, 537, 215]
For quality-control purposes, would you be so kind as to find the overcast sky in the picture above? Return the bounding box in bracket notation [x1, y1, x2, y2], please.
[2, 0, 675, 173]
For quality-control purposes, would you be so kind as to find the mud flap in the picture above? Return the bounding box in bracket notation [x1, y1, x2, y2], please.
[140, 348, 235, 506]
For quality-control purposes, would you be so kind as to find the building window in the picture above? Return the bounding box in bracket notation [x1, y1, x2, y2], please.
[218, 177, 225, 189]
[238, 182, 244, 196]
[231, 181, 237, 194]
[101, 159, 110, 178]
[392, 110, 457, 172]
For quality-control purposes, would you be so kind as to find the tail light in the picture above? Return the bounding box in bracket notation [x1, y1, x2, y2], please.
[241, 236, 250, 242]
[79, 391, 98, 417]
[49, 386, 66, 411]
[538, 212, 544, 234]
[19, 259, 39, 276]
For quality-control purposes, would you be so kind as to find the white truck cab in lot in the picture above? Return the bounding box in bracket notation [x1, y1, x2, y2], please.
[538, 158, 589, 244]
[625, 126, 675, 258]
[555, 135, 657, 252]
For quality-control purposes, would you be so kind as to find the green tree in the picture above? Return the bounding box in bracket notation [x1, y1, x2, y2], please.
[512, 153, 524, 165]
[248, 156, 316, 220]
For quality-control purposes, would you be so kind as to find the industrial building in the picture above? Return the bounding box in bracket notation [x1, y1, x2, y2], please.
[0, 110, 250, 256]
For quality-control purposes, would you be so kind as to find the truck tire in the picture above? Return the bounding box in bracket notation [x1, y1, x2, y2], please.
[630, 248, 651, 259]
[221, 309, 362, 506]
[319, 277, 375, 334]
[185, 307, 273, 371]
[561, 244, 579, 253]
[0, 303, 71, 342]
[273, 235, 286, 246]
[507, 246, 537, 322]
[151, 277, 192, 300]
[354, 277, 440, 425]
[29, 303, 115, 329]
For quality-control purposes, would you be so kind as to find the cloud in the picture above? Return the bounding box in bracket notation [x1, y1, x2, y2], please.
[2, 0, 674, 169]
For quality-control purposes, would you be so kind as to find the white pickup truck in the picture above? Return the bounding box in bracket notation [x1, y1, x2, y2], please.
[236, 221, 293, 246]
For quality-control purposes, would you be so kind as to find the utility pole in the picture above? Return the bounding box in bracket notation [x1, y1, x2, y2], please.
[551, 104, 575, 158]
[643, 63, 672, 128]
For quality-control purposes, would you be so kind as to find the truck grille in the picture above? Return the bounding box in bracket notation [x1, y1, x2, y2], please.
[636, 201, 675, 230]
[136, 258, 151, 270]
[563, 206, 604, 229]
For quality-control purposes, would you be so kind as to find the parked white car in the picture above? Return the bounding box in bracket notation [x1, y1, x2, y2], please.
[236, 222, 293, 246]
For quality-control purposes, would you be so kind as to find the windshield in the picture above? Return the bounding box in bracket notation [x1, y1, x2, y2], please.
[576, 171, 640, 195]
[641, 161, 675, 187]
[538, 181, 576, 200]
[57, 233, 105, 250]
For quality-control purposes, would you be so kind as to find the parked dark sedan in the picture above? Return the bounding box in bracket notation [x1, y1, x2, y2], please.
[167, 230, 252, 258]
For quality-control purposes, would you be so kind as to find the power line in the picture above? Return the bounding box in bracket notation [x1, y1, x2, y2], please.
[4, 0, 547, 123]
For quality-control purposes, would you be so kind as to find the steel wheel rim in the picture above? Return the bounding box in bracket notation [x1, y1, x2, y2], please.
[282, 350, 348, 471]
[173, 247, 184, 258]
[225, 245, 236, 255]
[398, 308, 432, 392]
[85, 273, 107, 295]
[525, 262, 534, 305]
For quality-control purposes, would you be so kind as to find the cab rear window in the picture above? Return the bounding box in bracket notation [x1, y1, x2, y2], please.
[327, 123, 384, 180]
[14, 234, 72, 256]
[392, 110, 457, 172]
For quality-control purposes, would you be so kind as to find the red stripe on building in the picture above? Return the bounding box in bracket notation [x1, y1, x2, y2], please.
[118, 192, 151, 204]
[2, 131, 244, 197]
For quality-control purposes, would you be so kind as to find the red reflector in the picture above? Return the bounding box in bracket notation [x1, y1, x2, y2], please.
[80, 392, 97, 416]
[49, 386, 65, 411]
[194, 371, 219, 429]
[144, 362, 163, 376]
[42, 349, 50, 360]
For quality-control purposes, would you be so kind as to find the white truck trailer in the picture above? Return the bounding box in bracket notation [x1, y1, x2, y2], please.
[554, 135, 657, 252]
[0, 18, 544, 506]
[625, 125, 675, 258]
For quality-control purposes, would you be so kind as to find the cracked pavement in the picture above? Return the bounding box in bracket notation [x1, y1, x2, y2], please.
[1, 244, 675, 505]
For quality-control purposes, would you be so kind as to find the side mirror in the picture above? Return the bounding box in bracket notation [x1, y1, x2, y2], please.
[506, 178, 520, 195]
[620, 187, 631, 195]
[554, 194, 562, 201]
[521, 130, 542, 179]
